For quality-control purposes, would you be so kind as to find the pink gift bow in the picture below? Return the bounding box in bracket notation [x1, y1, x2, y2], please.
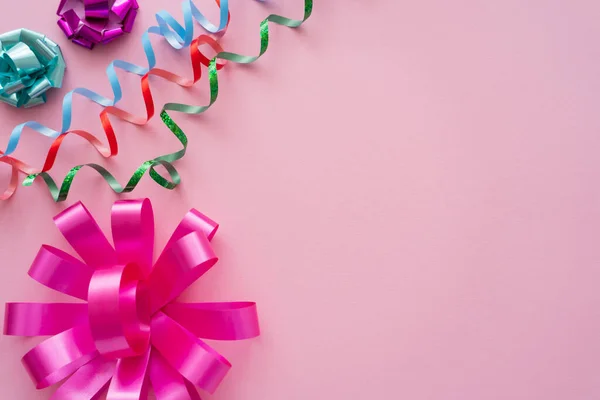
[3, 199, 260, 399]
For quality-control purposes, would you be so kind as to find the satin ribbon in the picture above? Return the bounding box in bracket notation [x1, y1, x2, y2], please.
[0, 0, 312, 201]
[0, 29, 65, 108]
[4, 199, 260, 399]
[57, 0, 140, 49]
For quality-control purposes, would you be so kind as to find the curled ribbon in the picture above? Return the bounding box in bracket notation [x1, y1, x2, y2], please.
[57, 0, 140, 49]
[0, 29, 66, 108]
[4, 198, 260, 399]
[0, 0, 312, 201]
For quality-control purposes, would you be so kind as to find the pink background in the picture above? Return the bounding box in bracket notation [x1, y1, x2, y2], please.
[0, 0, 600, 399]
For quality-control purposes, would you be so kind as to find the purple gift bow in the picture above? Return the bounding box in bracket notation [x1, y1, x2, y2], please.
[57, 0, 140, 49]
[4, 198, 260, 399]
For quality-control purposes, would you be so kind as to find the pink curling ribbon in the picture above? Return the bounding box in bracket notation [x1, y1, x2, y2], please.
[4, 199, 260, 399]
[57, 0, 139, 49]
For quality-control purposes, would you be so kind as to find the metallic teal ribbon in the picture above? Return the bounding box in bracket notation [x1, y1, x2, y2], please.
[0, 29, 66, 108]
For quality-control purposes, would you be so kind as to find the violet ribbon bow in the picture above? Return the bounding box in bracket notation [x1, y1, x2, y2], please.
[4, 199, 260, 399]
[57, 0, 139, 49]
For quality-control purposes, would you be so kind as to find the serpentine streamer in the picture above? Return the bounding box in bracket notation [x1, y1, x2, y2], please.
[1, 0, 312, 201]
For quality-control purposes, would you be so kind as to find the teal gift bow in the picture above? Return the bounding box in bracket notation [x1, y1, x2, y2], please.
[0, 29, 66, 108]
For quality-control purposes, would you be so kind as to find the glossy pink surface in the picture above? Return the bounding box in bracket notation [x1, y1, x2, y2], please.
[0, 0, 600, 399]
[5, 199, 259, 398]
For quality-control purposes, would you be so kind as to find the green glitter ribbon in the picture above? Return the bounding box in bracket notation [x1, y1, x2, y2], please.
[25, 0, 313, 201]
[23, 110, 187, 202]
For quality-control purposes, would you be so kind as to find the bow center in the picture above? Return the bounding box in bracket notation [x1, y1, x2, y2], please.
[87, 263, 150, 359]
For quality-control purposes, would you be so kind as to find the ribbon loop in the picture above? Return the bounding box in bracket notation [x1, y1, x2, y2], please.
[149, 351, 201, 400]
[54, 201, 117, 269]
[88, 263, 150, 359]
[50, 357, 115, 400]
[167, 209, 219, 248]
[151, 312, 231, 394]
[112, 198, 154, 278]
[149, 231, 217, 313]
[28, 245, 93, 300]
[163, 302, 260, 340]
[4, 302, 88, 336]
[22, 325, 98, 389]
[107, 348, 151, 400]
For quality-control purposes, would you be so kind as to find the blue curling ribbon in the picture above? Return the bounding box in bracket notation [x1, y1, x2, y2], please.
[0, 29, 66, 108]
[2, 0, 257, 158]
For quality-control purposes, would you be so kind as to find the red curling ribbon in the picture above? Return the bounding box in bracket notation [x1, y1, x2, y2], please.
[0, 33, 226, 200]
[18, 34, 225, 190]
[0, 0, 313, 200]
[4, 198, 259, 399]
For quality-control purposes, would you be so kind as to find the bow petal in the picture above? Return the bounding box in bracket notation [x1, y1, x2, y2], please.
[151, 312, 231, 394]
[28, 245, 93, 300]
[163, 302, 260, 340]
[112, 0, 133, 19]
[112, 199, 154, 278]
[22, 325, 98, 389]
[165, 209, 219, 249]
[84, 0, 110, 19]
[149, 231, 217, 313]
[54, 202, 117, 269]
[50, 357, 115, 400]
[4, 303, 87, 336]
[149, 350, 201, 400]
[106, 348, 151, 400]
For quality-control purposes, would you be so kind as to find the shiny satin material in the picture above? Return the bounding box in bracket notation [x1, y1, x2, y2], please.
[0, 29, 65, 108]
[4, 303, 88, 336]
[4, 198, 259, 399]
[112, 198, 154, 277]
[148, 231, 218, 313]
[87, 263, 151, 358]
[28, 245, 93, 300]
[50, 357, 116, 400]
[0, 0, 312, 201]
[107, 348, 151, 399]
[151, 312, 231, 394]
[57, 0, 140, 49]
[149, 351, 201, 400]
[163, 302, 260, 340]
[54, 202, 117, 268]
[22, 325, 98, 389]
